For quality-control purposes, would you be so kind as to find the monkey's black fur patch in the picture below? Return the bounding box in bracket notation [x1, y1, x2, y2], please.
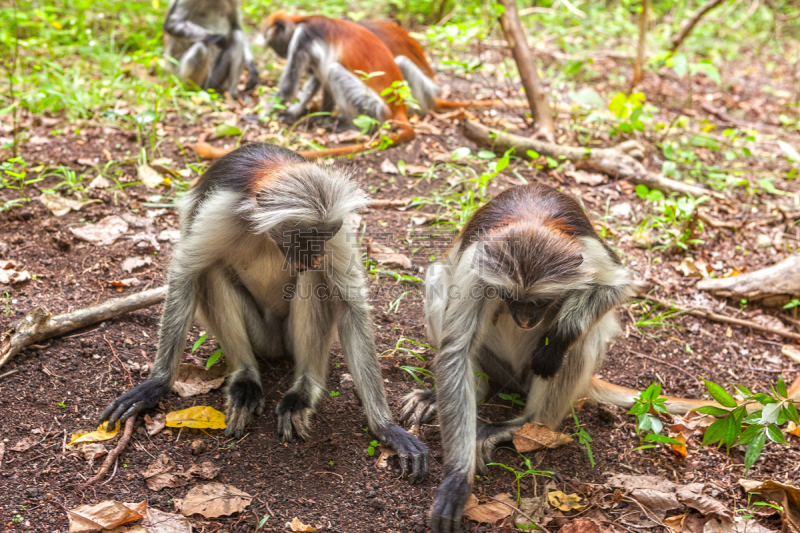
[228, 377, 264, 412]
[378, 423, 430, 483]
[430, 470, 471, 533]
[99, 378, 172, 427]
[530, 331, 572, 378]
[275, 390, 310, 416]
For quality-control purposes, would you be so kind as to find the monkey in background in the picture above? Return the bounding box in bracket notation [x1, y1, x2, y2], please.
[259, 13, 415, 157]
[402, 184, 635, 532]
[163, 0, 258, 97]
[99, 143, 428, 482]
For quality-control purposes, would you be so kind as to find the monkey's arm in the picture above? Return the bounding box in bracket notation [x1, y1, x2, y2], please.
[276, 27, 311, 103]
[530, 283, 630, 378]
[334, 266, 428, 483]
[281, 76, 321, 121]
[99, 261, 199, 427]
[429, 284, 486, 533]
[163, 0, 227, 44]
[242, 34, 259, 91]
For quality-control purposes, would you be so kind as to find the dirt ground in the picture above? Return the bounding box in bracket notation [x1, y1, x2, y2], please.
[1, 43, 800, 533]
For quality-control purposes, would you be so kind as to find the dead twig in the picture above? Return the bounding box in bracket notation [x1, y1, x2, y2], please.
[641, 295, 800, 342]
[367, 198, 414, 209]
[463, 119, 717, 198]
[670, 0, 726, 52]
[0, 286, 168, 371]
[79, 417, 135, 488]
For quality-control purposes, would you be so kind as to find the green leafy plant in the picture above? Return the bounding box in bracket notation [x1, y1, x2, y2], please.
[628, 383, 684, 450]
[636, 185, 708, 251]
[381, 79, 419, 111]
[488, 456, 553, 505]
[608, 92, 649, 134]
[498, 392, 526, 409]
[3, 291, 10, 316]
[367, 439, 379, 457]
[696, 376, 797, 475]
[571, 404, 595, 467]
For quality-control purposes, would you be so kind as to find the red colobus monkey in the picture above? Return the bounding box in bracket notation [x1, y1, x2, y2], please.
[100, 143, 428, 482]
[258, 12, 415, 158]
[163, 0, 258, 97]
[403, 184, 635, 532]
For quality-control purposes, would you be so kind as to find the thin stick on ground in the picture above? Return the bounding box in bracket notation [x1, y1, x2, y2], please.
[80, 417, 135, 488]
[463, 119, 717, 198]
[0, 286, 168, 371]
[670, 0, 726, 52]
[641, 294, 800, 342]
[498, 0, 555, 142]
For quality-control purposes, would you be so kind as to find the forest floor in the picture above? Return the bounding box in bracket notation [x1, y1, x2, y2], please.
[1, 32, 800, 533]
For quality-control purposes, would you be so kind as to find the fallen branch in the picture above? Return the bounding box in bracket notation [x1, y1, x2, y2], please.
[700, 102, 780, 133]
[641, 294, 800, 342]
[463, 119, 716, 198]
[669, 0, 726, 52]
[80, 417, 135, 488]
[697, 254, 800, 307]
[0, 286, 168, 371]
[368, 198, 414, 209]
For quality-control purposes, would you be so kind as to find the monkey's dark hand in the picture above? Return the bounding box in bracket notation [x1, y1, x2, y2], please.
[377, 423, 429, 484]
[244, 64, 259, 92]
[99, 378, 171, 428]
[202, 33, 229, 48]
[429, 471, 471, 533]
[530, 336, 567, 378]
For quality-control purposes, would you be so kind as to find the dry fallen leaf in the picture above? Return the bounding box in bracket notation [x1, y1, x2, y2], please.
[40, 192, 89, 216]
[121, 256, 153, 273]
[663, 512, 688, 531]
[9, 437, 35, 452]
[70, 215, 129, 246]
[512, 422, 573, 453]
[141, 508, 192, 533]
[566, 169, 606, 186]
[782, 344, 800, 365]
[788, 421, 800, 438]
[0, 267, 31, 284]
[174, 483, 252, 518]
[462, 493, 514, 525]
[671, 432, 688, 457]
[367, 242, 412, 270]
[165, 406, 226, 430]
[67, 500, 146, 533]
[739, 478, 800, 532]
[138, 164, 165, 188]
[70, 421, 121, 445]
[74, 442, 108, 465]
[87, 175, 111, 190]
[171, 363, 228, 398]
[606, 473, 680, 512]
[677, 257, 710, 278]
[289, 517, 319, 532]
[704, 516, 776, 533]
[513, 495, 547, 529]
[676, 483, 730, 518]
[380, 158, 399, 174]
[144, 413, 166, 436]
[157, 229, 181, 244]
[557, 517, 602, 533]
[548, 490, 586, 512]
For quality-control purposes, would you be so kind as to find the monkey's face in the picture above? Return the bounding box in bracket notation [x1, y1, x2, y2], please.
[264, 20, 295, 58]
[272, 221, 342, 273]
[504, 298, 554, 330]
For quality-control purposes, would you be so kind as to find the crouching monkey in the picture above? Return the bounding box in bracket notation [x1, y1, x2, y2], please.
[100, 143, 428, 482]
[403, 184, 635, 530]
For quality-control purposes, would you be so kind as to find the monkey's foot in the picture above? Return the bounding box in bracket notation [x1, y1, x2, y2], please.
[377, 423, 429, 483]
[475, 419, 522, 474]
[99, 378, 171, 428]
[224, 378, 264, 439]
[275, 392, 315, 442]
[400, 389, 437, 426]
[430, 470, 471, 533]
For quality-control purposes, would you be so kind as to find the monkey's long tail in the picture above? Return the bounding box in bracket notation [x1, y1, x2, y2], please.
[193, 124, 416, 160]
[587, 376, 800, 415]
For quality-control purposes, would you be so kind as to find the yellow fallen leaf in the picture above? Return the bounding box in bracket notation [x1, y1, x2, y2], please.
[670, 432, 688, 457]
[165, 406, 226, 429]
[69, 421, 121, 445]
[788, 421, 800, 438]
[547, 490, 586, 512]
[290, 517, 318, 532]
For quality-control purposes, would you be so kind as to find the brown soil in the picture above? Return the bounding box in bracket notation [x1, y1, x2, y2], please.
[1, 43, 799, 533]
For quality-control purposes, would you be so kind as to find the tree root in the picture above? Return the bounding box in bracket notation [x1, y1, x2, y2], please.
[463, 119, 719, 198]
[80, 417, 135, 488]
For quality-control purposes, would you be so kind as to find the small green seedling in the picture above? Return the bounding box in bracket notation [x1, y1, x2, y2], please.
[367, 440, 379, 456]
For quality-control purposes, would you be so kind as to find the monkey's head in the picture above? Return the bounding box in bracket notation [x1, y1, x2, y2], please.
[270, 221, 343, 273]
[263, 10, 299, 58]
[476, 224, 587, 330]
